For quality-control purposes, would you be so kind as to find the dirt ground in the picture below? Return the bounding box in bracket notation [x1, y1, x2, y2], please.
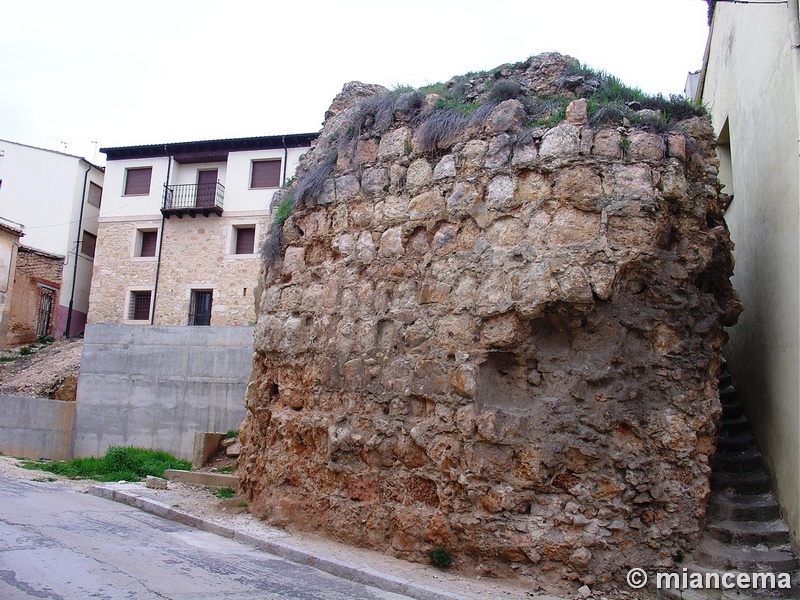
[0, 338, 82, 399]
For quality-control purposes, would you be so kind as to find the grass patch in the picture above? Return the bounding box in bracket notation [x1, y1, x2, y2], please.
[216, 487, 235, 499]
[18, 345, 34, 356]
[214, 466, 234, 474]
[23, 446, 190, 482]
[224, 429, 239, 439]
[0, 355, 18, 363]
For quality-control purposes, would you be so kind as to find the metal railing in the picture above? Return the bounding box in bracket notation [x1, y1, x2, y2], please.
[163, 182, 224, 211]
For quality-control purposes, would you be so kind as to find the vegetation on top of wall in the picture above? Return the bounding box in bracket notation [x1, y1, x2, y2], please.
[565, 61, 706, 130]
[261, 151, 338, 266]
[261, 55, 707, 265]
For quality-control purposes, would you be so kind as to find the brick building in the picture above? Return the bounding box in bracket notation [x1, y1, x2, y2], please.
[6, 246, 64, 346]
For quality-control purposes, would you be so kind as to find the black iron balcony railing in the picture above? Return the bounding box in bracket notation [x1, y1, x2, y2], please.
[162, 182, 224, 217]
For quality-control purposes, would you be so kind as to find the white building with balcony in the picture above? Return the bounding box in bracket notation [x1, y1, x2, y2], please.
[88, 134, 315, 327]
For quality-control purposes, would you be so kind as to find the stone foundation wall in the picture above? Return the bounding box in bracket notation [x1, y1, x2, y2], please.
[239, 56, 740, 586]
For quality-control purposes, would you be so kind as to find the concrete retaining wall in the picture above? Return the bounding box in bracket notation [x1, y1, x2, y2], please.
[74, 323, 252, 460]
[0, 395, 75, 460]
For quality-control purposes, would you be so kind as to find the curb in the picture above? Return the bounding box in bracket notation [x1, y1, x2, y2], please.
[87, 484, 465, 600]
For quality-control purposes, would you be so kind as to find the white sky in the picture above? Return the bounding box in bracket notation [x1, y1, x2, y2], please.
[0, 0, 710, 165]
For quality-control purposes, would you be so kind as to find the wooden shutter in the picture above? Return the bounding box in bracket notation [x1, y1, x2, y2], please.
[88, 182, 103, 207]
[250, 160, 281, 189]
[235, 227, 255, 254]
[81, 231, 97, 258]
[140, 230, 158, 257]
[124, 167, 152, 195]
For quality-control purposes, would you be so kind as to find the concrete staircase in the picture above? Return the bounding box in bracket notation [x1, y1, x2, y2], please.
[668, 366, 799, 599]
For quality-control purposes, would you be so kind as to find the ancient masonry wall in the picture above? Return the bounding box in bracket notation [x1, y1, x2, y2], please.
[89, 215, 268, 326]
[239, 68, 740, 585]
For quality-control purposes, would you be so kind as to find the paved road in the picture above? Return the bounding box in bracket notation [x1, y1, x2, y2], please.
[0, 477, 410, 599]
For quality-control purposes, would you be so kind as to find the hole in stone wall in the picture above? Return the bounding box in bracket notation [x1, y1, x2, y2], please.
[476, 351, 534, 413]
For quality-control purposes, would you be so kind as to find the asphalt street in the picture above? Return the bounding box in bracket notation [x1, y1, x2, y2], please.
[0, 476, 411, 599]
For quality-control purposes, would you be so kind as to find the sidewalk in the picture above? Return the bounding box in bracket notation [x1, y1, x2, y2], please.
[87, 481, 577, 600]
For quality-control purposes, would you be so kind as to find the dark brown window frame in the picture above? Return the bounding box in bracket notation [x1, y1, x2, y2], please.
[128, 290, 152, 321]
[250, 159, 281, 189]
[234, 225, 256, 255]
[124, 167, 153, 196]
[137, 229, 158, 257]
[88, 182, 103, 207]
[189, 289, 213, 326]
[81, 230, 97, 258]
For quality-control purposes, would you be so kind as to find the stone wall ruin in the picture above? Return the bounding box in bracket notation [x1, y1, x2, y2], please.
[239, 53, 741, 586]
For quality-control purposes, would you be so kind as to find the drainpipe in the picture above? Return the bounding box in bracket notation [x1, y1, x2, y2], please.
[281, 136, 288, 187]
[64, 162, 92, 337]
[150, 150, 171, 325]
[789, 0, 800, 48]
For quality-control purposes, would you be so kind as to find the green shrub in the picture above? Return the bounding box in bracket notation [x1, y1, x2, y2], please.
[224, 430, 239, 439]
[489, 79, 523, 103]
[430, 546, 453, 569]
[19, 345, 34, 356]
[24, 446, 190, 482]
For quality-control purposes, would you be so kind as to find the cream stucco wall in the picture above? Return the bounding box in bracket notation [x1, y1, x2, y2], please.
[701, 2, 800, 547]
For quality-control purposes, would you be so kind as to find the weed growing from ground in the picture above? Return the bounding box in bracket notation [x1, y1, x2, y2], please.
[23, 446, 190, 482]
[216, 487, 235, 499]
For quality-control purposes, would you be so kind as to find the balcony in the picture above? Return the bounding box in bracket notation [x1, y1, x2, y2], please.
[162, 182, 224, 218]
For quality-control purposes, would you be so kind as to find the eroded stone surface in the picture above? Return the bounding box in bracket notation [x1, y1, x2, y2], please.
[240, 54, 740, 587]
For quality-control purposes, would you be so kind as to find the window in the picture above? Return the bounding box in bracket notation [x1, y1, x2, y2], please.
[717, 118, 734, 212]
[87, 182, 103, 207]
[250, 160, 281, 189]
[81, 231, 97, 258]
[124, 167, 152, 195]
[234, 225, 256, 254]
[189, 290, 213, 326]
[128, 290, 152, 321]
[136, 229, 158, 257]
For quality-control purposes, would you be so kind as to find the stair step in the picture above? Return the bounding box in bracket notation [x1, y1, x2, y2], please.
[712, 470, 772, 495]
[719, 384, 738, 403]
[721, 401, 745, 419]
[713, 446, 766, 474]
[694, 538, 799, 573]
[719, 414, 751, 435]
[708, 493, 783, 522]
[718, 371, 733, 387]
[717, 430, 758, 452]
[708, 520, 791, 545]
[666, 564, 800, 599]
